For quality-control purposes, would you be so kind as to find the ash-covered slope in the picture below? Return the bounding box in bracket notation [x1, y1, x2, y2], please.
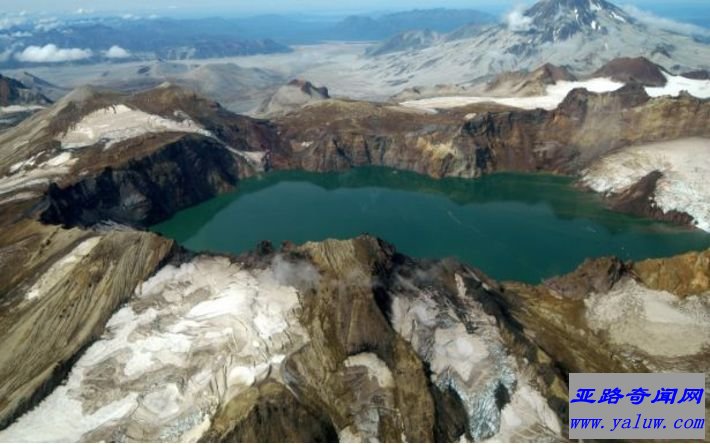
[591, 56, 668, 86]
[256, 79, 330, 117]
[361, 0, 710, 89]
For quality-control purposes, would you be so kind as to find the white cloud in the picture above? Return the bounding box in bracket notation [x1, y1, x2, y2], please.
[33, 17, 62, 32]
[505, 5, 533, 32]
[15, 44, 92, 63]
[622, 5, 709, 37]
[0, 16, 28, 30]
[104, 45, 131, 59]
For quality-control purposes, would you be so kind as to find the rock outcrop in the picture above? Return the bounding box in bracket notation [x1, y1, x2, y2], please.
[256, 79, 330, 117]
[591, 56, 668, 87]
[484, 63, 577, 97]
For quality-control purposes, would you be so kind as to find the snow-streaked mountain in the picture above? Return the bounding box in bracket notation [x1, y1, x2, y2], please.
[359, 0, 710, 90]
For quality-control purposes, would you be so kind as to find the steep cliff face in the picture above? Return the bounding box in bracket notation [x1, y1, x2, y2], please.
[272, 86, 710, 229]
[0, 85, 279, 228]
[275, 86, 710, 178]
[41, 135, 251, 228]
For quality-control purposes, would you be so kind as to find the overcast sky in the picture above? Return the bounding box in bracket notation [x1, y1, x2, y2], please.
[5, 0, 710, 17]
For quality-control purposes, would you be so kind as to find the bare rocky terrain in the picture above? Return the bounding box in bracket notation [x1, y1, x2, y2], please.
[0, 0, 708, 438]
[0, 67, 707, 441]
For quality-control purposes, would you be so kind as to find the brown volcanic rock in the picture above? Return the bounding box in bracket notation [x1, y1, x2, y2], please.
[602, 170, 695, 227]
[632, 249, 710, 297]
[501, 248, 710, 376]
[542, 256, 627, 300]
[256, 79, 330, 117]
[273, 83, 709, 190]
[0, 219, 174, 428]
[202, 381, 339, 443]
[592, 56, 667, 87]
[288, 79, 330, 98]
[485, 63, 577, 97]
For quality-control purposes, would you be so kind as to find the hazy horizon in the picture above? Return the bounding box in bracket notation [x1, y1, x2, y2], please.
[4, 0, 709, 19]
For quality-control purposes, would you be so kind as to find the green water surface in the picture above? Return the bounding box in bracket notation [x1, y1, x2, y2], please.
[152, 168, 710, 283]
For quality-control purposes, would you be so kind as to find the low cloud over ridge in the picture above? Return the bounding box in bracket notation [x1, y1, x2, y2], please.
[15, 44, 92, 62]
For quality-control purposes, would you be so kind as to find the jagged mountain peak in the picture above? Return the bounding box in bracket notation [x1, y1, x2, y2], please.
[521, 0, 634, 42]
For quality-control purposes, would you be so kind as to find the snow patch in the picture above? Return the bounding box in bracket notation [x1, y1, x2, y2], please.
[0, 256, 309, 442]
[401, 74, 710, 113]
[0, 104, 45, 114]
[646, 73, 710, 99]
[581, 138, 710, 232]
[344, 353, 395, 389]
[585, 278, 710, 358]
[26, 237, 101, 301]
[390, 273, 517, 440]
[0, 151, 77, 202]
[59, 104, 213, 150]
[486, 385, 561, 442]
[401, 77, 625, 111]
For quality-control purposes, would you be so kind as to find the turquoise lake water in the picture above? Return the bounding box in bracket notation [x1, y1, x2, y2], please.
[152, 168, 710, 283]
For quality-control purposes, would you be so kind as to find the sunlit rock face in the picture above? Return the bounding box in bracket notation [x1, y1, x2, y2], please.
[0, 236, 571, 442]
[501, 251, 710, 376]
[0, 220, 173, 431]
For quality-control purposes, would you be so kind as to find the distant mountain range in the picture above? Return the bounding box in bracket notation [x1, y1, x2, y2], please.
[330, 9, 495, 41]
[360, 0, 710, 89]
[0, 9, 496, 68]
[0, 17, 291, 68]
